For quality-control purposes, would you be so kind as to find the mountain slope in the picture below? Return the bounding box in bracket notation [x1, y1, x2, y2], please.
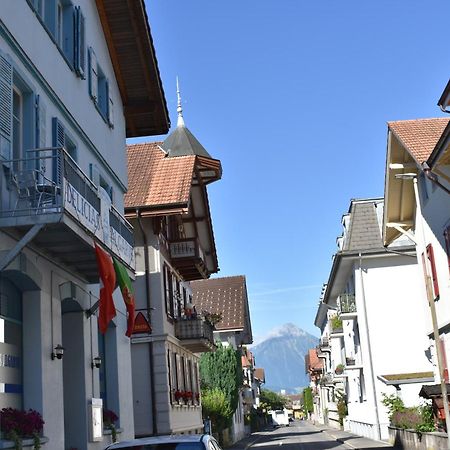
[251, 323, 318, 393]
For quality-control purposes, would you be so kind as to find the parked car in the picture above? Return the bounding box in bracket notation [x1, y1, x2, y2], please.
[105, 434, 222, 450]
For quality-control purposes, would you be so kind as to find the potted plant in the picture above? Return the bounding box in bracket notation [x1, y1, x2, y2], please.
[330, 315, 343, 332]
[335, 364, 345, 375]
[103, 409, 119, 443]
[0, 407, 44, 450]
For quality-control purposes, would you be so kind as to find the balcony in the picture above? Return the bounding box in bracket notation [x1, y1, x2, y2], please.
[169, 238, 208, 281]
[338, 293, 357, 317]
[319, 336, 331, 351]
[174, 316, 215, 352]
[0, 148, 134, 281]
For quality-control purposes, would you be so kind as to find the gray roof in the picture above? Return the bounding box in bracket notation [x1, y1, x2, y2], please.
[160, 124, 213, 159]
[344, 199, 384, 252]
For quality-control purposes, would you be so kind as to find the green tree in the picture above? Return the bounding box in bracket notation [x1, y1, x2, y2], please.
[199, 342, 243, 413]
[303, 387, 313, 414]
[259, 389, 287, 411]
[201, 388, 233, 434]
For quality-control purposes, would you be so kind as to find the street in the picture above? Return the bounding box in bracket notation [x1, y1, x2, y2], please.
[235, 421, 393, 450]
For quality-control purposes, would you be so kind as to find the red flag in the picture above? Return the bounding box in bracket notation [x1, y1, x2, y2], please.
[94, 242, 116, 334]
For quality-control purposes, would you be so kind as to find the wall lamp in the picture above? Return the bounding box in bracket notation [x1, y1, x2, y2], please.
[92, 356, 102, 369]
[51, 344, 64, 360]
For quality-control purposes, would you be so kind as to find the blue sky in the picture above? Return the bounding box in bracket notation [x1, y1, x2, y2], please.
[133, 0, 450, 343]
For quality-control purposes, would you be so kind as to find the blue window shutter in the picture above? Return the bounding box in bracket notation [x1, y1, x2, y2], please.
[89, 163, 100, 186]
[52, 117, 65, 185]
[0, 54, 13, 160]
[88, 47, 98, 102]
[107, 80, 114, 127]
[74, 6, 86, 78]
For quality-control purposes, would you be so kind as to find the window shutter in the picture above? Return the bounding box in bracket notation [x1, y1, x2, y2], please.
[0, 54, 13, 160]
[35, 94, 40, 149]
[52, 117, 65, 185]
[89, 163, 100, 186]
[440, 338, 449, 383]
[74, 7, 86, 78]
[88, 47, 98, 101]
[167, 350, 173, 403]
[426, 244, 440, 300]
[35, 95, 46, 149]
[107, 82, 114, 127]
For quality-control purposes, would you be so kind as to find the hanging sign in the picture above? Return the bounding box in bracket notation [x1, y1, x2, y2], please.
[132, 312, 152, 334]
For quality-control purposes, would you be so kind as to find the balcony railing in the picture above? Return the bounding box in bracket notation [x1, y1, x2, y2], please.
[0, 148, 134, 280]
[319, 337, 330, 350]
[174, 316, 215, 353]
[338, 293, 357, 314]
[169, 238, 208, 281]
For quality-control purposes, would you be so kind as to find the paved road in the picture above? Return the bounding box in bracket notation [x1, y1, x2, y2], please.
[243, 421, 351, 450]
[234, 421, 392, 450]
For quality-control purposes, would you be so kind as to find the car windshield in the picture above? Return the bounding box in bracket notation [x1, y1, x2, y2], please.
[116, 443, 204, 450]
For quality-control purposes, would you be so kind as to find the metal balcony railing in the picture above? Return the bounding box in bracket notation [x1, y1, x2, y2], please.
[174, 316, 215, 352]
[0, 147, 135, 272]
[338, 293, 356, 314]
[170, 238, 205, 261]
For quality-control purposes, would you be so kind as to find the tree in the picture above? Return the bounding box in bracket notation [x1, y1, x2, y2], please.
[259, 389, 287, 411]
[201, 388, 233, 434]
[303, 387, 313, 415]
[199, 342, 243, 413]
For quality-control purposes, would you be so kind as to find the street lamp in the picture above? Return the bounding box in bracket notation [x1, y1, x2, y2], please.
[395, 172, 450, 440]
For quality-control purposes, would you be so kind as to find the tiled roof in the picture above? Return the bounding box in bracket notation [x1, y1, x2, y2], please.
[254, 368, 265, 382]
[307, 348, 323, 371]
[191, 275, 249, 331]
[125, 142, 196, 210]
[388, 118, 450, 163]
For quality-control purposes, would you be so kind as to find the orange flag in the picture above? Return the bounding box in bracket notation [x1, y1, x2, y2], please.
[94, 242, 116, 334]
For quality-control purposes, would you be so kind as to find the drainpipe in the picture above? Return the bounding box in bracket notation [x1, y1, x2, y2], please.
[136, 209, 158, 435]
[358, 253, 382, 441]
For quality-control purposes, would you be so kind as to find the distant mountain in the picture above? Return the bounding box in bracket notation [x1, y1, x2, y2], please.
[251, 323, 318, 394]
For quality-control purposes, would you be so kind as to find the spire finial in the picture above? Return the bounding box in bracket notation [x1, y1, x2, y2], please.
[176, 77, 185, 127]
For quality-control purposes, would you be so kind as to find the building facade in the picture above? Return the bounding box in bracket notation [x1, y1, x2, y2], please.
[124, 101, 222, 436]
[314, 198, 433, 440]
[0, 1, 168, 448]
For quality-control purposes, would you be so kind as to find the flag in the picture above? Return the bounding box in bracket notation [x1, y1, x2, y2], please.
[113, 256, 136, 337]
[94, 242, 116, 334]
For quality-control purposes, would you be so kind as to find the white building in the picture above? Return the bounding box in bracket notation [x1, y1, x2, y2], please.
[124, 99, 222, 436]
[383, 117, 450, 423]
[315, 198, 434, 440]
[0, 1, 169, 448]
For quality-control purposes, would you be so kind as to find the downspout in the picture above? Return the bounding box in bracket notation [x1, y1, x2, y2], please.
[136, 209, 158, 435]
[358, 253, 382, 441]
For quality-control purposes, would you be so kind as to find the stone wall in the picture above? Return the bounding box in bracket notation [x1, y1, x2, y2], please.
[388, 426, 448, 450]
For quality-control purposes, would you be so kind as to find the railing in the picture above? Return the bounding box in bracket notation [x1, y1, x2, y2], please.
[170, 238, 205, 261]
[174, 316, 214, 344]
[319, 337, 330, 348]
[338, 293, 356, 314]
[0, 147, 134, 265]
[320, 374, 334, 385]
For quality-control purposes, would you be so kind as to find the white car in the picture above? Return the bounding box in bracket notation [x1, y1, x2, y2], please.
[105, 434, 223, 450]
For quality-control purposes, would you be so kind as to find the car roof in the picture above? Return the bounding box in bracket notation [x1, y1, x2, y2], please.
[106, 434, 209, 449]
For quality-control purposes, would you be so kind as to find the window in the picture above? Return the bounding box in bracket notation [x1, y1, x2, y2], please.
[53, 117, 77, 185]
[28, 0, 85, 76]
[163, 264, 174, 318]
[89, 48, 114, 126]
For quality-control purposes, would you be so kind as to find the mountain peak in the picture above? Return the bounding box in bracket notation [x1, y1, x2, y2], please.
[266, 323, 307, 339]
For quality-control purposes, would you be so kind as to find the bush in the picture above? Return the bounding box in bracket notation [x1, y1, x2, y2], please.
[391, 408, 422, 429]
[330, 315, 342, 331]
[201, 388, 233, 435]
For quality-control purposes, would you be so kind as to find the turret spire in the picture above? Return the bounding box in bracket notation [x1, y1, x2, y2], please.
[176, 77, 185, 127]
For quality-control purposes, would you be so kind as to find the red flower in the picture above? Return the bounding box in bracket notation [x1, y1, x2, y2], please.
[103, 409, 118, 426]
[0, 408, 44, 437]
[175, 390, 183, 401]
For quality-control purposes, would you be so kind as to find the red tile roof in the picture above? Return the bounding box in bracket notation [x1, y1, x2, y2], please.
[388, 118, 450, 163]
[254, 368, 265, 382]
[125, 142, 196, 211]
[307, 348, 323, 371]
[191, 275, 249, 331]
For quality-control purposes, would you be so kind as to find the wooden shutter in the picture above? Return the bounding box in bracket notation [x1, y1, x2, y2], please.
[108, 84, 114, 127]
[88, 47, 98, 101]
[52, 118, 65, 184]
[74, 7, 86, 78]
[0, 54, 12, 160]
[426, 244, 440, 300]
[168, 350, 174, 403]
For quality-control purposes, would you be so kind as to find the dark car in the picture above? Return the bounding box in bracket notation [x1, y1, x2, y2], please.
[105, 434, 223, 450]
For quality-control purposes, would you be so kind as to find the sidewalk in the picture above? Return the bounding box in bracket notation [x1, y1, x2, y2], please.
[311, 423, 393, 449]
